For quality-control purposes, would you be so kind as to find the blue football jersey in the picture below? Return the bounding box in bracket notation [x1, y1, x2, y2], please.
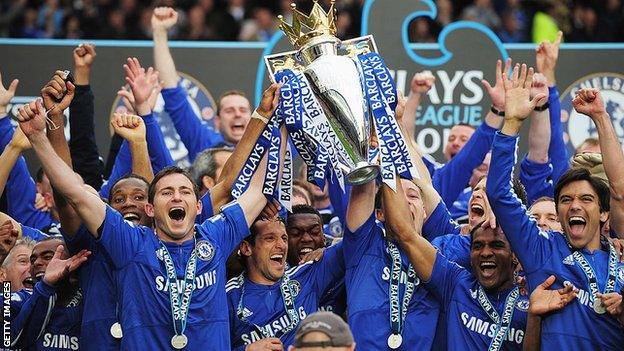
[10, 282, 82, 351]
[344, 214, 439, 350]
[225, 242, 345, 350]
[488, 132, 624, 350]
[426, 252, 528, 351]
[97, 201, 249, 350]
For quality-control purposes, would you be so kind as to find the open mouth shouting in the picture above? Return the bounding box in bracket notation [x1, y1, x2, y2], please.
[297, 247, 314, 262]
[269, 252, 286, 270]
[122, 211, 141, 224]
[168, 207, 186, 224]
[470, 203, 485, 218]
[22, 277, 34, 290]
[568, 216, 587, 239]
[479, 261, 498, 280]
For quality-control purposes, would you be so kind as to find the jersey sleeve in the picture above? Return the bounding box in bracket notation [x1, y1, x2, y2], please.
[519, 156, 554, 205]
[486, 132, 552, 274]
[343, 212, 378, 269]
[98, 140, 131, 200]
[311, 241, 345, 295]
[10, 282, 57, 349]
[20, 224, 49, 242]
[431, 234, 471, 269]
[143, 112, 175, 172]
[161, 84, 224, 162]
[547, 86, 569, 185]
[423, 201, 462, 240]
[327, 176, 350, 229]
[199, 201, 250, 256]
[423, 251, 468, 307]
[97, 206, 146, 269]
[432, 122, 496, 207]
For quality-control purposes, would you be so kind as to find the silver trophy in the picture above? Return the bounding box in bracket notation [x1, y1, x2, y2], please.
[265, 1, 379, 185]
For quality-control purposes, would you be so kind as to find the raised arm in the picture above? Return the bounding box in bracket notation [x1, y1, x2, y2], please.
[69, 43, 104, 190]
[152, 6, 180, 89]
[572, 89, 624, 236]
[17, 100, 106, 236]
[486, 63, 550, 272]
[110, 113, 153, 182]
[403, 71, 435, 140]
[381, 180, 436, 281]
[211, 83, 280, 211]
[0, 128, 30, 198]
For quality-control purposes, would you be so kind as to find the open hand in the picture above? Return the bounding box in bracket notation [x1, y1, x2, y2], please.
[123, 58, 159, 116]
[0, 71, 18, 115]
[481, 58, 511, 110]
[536, 31, 562, 85]
[42, 246, 91, 286]
[529, 275, 577, 316]
[504, 64, 547, 122]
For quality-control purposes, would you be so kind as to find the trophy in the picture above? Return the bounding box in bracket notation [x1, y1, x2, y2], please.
[265, 0, 380, 185]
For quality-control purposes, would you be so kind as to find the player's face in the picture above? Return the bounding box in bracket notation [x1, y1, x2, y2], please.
[149, 173, 200, 241]
[529, 200, 561, 231]
[444, 125, 475, 160]
[470, 227, 514, 292]
[30, 239, 63, 283]
[468, 177, 490, 229]
[286, 213, 324, 266]
[5, 245, 33, 291]
[213, 150, 232, 180]
[248, 220, 288, 283]
[216, 94, 251, 144]
[401, 179, 425, 225]
[110, 178, 151, 226]
[557, 180, 607, 249]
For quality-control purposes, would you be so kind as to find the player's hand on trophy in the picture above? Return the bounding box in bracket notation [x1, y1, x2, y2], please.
[256, 83, 281, 120]
[536, 31, 562, 86]
[504, 64, 546, 122]
[41, 70, 75, 116]
[123, 57, 160, 116]
[245, 338, 283, 351]
[152, 7, 178, 32]
[16, 99, 47, 137]
[572, 88, 608, 120]
[0, 70, 18, 116]
[481, 58, 511, 111]
[410, 71, 435, 95]
[111, 113, 147, 144]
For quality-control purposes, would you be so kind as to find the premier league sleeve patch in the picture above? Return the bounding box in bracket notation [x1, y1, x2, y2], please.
[196, 240, 216, 262]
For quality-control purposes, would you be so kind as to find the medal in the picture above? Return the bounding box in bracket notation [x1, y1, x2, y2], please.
[171, 334, 188, 349]
[109, 322, 123, 339]
[593, 298, 606, 314]
[387, 334, 402, 349]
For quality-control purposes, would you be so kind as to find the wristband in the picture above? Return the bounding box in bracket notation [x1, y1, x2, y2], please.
[534, 102, 550, 112]
[490, 105, 505, 117]
[252, 110, 269, 124]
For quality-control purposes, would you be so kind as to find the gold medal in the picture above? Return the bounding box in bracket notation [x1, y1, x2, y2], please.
[171, 334, 188, 349]
[109, 322, 123, 339]
[387, 334, 402, 349]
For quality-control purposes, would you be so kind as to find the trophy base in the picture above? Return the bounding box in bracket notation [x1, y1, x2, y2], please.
[346, 163, 379, 185]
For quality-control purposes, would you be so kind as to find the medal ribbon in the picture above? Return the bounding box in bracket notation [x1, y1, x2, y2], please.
[236, 273, 300, 342]
[477, 286, 520, 351]
[160, 236, 198, 340]
[571, 241, 618, 306]
[261, 114, 283, 201]
[387, 241, 417, 338]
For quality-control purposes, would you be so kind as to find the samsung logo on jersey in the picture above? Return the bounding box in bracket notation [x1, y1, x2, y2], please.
[155, 270, 217, 292]
[381, 266, 421, 286]
[240, 307, 307, 345]
[460, 313, 524, 344]
[42, 333, 79, 350]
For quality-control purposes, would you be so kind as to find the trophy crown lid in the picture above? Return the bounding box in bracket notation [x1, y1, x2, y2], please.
[278, 1, 337, 49]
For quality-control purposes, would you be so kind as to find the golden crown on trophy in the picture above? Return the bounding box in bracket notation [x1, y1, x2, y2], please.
[278, 0, 338, 49]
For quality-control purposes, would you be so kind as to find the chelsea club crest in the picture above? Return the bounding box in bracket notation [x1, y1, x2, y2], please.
[516, 299, 530, 312]
[196, 240, 216, 261]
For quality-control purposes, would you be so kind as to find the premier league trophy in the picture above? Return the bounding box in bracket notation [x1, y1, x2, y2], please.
[266, 1, 381, 185]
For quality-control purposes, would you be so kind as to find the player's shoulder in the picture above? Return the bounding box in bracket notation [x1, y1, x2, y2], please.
[226, 275, 244, 295]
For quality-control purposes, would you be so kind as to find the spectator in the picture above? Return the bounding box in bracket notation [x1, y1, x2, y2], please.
[239, 6, 277, 42]
[461, 0, 502, 31]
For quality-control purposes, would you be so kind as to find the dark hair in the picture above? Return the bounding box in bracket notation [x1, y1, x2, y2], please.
[512, 177, 528, 207]
[217, 90, 249, 115]
[287, 204, 322, 226]
[148, 166, 200, 204]
[36, 167, 46, 183]
[108, 173, 150, 203]
[190, 146, 234, 187]
[554, 168, 610, 213]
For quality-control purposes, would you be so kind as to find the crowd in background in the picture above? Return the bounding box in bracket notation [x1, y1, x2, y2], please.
[1, 0, 623, 43]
